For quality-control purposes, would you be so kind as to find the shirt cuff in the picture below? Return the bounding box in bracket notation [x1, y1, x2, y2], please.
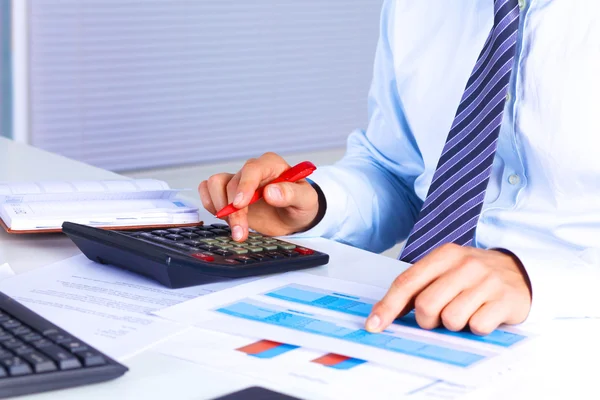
[506, 246, 600, 323]
[290, 166, 349, 240]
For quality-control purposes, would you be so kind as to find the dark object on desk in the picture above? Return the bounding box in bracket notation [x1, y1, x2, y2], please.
[212, 386, 303, 400]
[62, 222, 329, 289]
[0, 292, 127, 398]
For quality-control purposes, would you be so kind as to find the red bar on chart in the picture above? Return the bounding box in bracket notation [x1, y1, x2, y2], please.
[236, 340, 299, 359]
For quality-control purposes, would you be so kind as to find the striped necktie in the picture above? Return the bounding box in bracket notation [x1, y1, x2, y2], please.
[400, 0, 521, 264]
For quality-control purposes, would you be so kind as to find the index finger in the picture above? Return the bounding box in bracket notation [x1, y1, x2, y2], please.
[233, 153, 290, 208]
[365, 244, 466, 332]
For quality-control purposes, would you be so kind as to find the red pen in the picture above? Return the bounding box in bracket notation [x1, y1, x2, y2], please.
[216, 161, 317, 219]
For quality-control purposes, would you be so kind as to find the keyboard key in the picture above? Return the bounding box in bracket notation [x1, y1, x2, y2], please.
[1, 320, 21, 329]
[0, 349, 12, 359]
[2, 338, 24, 349]
[0, 313, 10, 323]
[167, 228, 186, 234]
[38, 344, 82, 370]
[20, 352, 57, 373]
[10, 326, 32, 336]
[0, 356, 32, 376]
[13, 344, 34, 356]
[75, 350, 106, 367]
[180, 232, 199, 239]
[44, 332, 73, 343]
[182, 227, 200, 232]
[151, 230, 170, 237]
[0, 331, 14, 341]
[59, 339, 89, 353]
[32, 339, 52, 349]
[21, 333, 42, 343]
[165, 234, 185, 241]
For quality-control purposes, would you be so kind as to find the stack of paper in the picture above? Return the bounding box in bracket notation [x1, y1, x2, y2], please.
[154, 272, 539, 398]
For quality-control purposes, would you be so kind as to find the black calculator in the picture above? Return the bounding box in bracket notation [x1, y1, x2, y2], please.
[62, 222, 329, 289]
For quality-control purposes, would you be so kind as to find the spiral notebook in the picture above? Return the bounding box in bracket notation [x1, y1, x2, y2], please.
[0, 179, 201, 233]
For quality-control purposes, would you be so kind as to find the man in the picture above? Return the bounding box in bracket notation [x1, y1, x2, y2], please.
[199, 0, 600, 335]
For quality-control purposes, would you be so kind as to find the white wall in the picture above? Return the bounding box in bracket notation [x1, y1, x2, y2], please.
[24, 0, 383, 171]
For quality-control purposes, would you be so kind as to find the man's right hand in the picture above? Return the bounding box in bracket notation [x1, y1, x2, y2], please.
[199, 152, 321, 242]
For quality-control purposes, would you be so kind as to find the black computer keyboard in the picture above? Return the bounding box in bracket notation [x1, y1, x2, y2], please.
[62, 222, 329, 289]
[0, 292, 127, 398]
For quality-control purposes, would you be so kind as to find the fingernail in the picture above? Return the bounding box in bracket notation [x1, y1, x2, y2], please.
[366, 314, 381, 332]
[233, 193, 244, 207]
[267, 185, 283, 201]
[232, 225, 243, 241]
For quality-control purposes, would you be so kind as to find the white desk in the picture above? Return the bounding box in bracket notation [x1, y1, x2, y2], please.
[1, 137, 598, 400]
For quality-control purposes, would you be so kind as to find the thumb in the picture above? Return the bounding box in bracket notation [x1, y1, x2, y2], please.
[263, 182, 316, 210]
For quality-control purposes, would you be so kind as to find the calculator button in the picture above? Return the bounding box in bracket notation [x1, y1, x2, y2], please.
[165, 234, 185, 241]
[173, 243, 193, 251]
[210, 229, 229, 236]
[246, 246, 263, 253]
[167, 228, 186, 234]
[248, 233, 262, 238]
[200, 239, 219, 244]
[222, 259, 240, 265]
[230, 248, 249, 255]
[191, 253, 215, 262]
[184, 240, 204, 248]
[247, 241, 263, 246]
[295, 247, 315, 255]
[139, 233, 156, 240]
[265, 251, 285, 259]
[262, 238, 277, 243]
[215, 237, 230, 242]
[234, 256, 256, 264]
[209, 224, 229, 229]
[180, 232, 200, 239]
[280, 250, 300, 257]
[151, 230, 170, 236]
[216, 243, 234, 249]
[276, 243, 296, 250]
[248, 254, 268, 261]
[213, 249, 233, 256]
[196, 231, 216, 238]
[262, 244, 278, 251]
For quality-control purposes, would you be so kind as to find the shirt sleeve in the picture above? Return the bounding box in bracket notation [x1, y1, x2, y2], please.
[292, 0, 424, 254]
[505, 246, 600, 322]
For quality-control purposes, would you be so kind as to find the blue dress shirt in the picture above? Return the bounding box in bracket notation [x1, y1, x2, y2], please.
[296, 0, 600, 321]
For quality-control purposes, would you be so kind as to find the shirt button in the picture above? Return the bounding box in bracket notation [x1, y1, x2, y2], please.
[508, 174, 521, 185]
[506, 92, 512, 103]
[518, 0, 526, 10]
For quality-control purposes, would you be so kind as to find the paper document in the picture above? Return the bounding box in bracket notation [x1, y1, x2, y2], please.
[156, 272, 536, 385]
[154, 328, 475, 399]
[0, 255, 255, 360]
[0, 263, 15, 281]
[0, 179, 200, 231]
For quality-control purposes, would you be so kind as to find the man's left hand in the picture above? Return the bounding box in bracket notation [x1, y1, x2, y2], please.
[365, 244, 532, 335]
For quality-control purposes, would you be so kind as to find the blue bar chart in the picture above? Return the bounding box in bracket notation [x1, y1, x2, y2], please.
[265, 284, 526, 347]
[216, 300, 487, 368]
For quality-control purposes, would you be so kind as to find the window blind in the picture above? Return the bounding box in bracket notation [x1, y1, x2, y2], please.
[27, 0, 382, 171]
